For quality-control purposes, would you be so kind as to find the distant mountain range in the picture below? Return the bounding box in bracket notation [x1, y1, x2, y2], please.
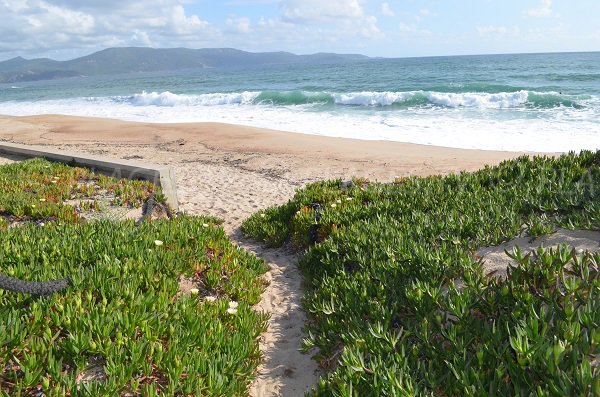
[0, 47, 369, 83]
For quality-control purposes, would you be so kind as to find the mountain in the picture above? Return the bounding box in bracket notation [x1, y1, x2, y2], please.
[0, 47, 369, 83]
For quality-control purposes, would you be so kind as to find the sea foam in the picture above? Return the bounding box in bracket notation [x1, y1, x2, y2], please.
[120, 90, 583, 110]
[0, 90, 598, 153]
[130, 91, 260, 106]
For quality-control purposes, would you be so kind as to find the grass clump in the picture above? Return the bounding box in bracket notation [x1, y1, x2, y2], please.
[242, 151, 600, 396]
[0, 159, 268, 396]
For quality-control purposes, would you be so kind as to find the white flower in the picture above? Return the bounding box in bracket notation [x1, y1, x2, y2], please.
[203, 223, 209, 228]
[227, 308, 238, 315]
[53, 176, 60, 180]
[154, 240, 163, 246]
[31, 204, 36, 208]
[50, 180, 57, 184]
[228, 301, 239, 309]
[39, 198, 46, 202]
[205, 296, 217, 302]
[336, 199, 342, 203]
[331, 203, 336, 208]
[346, 197, 353, 201]
[260, 213, 266, 218]
[190, 288, 199, 295]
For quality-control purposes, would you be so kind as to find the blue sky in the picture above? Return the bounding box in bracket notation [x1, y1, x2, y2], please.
[0, 0, 599, 61]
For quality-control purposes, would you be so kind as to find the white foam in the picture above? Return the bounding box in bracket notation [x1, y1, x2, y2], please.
[332, 90, 531, 108]
[333, 91, 414, 106]
[425, 90, 529, 108]
[129, 91, 260, 106]
[0, 95, 598, 152]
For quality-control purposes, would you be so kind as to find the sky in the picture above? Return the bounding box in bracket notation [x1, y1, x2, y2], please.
[0, 0, 599, 61]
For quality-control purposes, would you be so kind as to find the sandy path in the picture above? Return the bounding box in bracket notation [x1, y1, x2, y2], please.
[0, 115, 527, 396]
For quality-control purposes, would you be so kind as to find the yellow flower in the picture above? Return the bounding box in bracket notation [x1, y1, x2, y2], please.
[39, 198, 46, 202]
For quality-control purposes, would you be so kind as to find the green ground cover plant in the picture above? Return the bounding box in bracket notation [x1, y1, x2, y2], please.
[243, 152, 600, 396]
[0, 158, 155, 226]
[1, 159, 268, 396]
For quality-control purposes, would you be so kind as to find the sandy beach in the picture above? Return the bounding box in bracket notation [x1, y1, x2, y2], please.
[0, 114, 527, 396]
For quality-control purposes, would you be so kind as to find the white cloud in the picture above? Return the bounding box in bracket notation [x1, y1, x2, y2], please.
[227, 16, 252, 33]
[356, 15, 384, 39]
[477, 25, 520, 36]
[381, 2, 394, 17]
[398, 23, 431, 39]
[130, 30, 152, 46]
[169, 5, 210, 35]
[0, 0, 216, 55]
[525, 0, 555, 17]
[280, 0, 363, 22]
[413, 8, 431, 23]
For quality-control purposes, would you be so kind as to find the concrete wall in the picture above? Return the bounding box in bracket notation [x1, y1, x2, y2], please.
[0, 142, 179, 210]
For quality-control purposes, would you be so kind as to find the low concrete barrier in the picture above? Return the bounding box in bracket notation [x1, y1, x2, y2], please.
[0, 142, 179, 210]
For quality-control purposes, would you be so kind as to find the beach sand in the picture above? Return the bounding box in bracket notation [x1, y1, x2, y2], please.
[0, 114, 527, 396]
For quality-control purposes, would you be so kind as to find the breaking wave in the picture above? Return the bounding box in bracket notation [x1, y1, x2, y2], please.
[119, 89, 587, 109]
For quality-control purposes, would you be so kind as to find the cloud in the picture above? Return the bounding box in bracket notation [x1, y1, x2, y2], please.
[226, 16, 252, 33]
[398, 23, 431, 39]
[525, 0, 556, 17]
[0, 0, 217, 55]
[477, 25, 520, 36]
[279, 0, 363, 22]
[356, 15, 384, 39]
[275, 0, 383, 40]
[131, 30, 152, 46]
[381, 2, 394, 17]
[413, 8, 431, 22]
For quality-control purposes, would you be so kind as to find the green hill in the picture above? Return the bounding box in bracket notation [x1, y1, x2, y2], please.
[0, 47, 368, 83]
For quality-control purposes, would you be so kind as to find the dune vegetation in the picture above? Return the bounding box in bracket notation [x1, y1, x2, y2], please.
[0, 159, 268, 396]
[243, 152, 600, 396]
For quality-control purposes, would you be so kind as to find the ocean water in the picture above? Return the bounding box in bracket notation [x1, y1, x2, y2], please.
[0, 51, 599, 152]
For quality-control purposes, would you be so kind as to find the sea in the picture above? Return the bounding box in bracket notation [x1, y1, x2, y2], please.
[0, 51, 599, 152]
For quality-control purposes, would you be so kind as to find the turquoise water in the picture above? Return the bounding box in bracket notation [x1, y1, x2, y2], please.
[1, 51, 599, 151]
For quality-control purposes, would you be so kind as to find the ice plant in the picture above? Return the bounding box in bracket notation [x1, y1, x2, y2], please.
[0, 160, 269, 395]
[241, 151, 600, 396]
